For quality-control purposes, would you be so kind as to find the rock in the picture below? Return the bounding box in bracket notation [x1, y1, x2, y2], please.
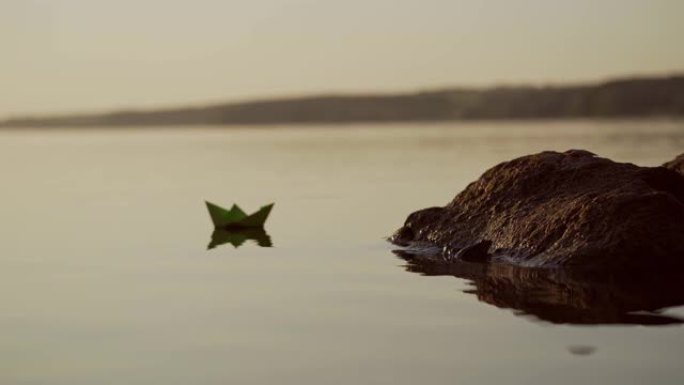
[453, 240, 492, 262]
[390, 150, 684, 269]
[664, 153, 684, 176]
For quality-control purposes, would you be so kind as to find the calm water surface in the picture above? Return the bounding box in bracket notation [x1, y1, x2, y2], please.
[1, 120, 683, 384]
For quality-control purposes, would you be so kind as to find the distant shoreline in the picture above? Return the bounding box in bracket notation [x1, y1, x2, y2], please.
[2, 74, 683, 128]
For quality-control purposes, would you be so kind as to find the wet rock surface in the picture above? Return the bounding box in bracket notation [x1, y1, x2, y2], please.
[391, 150, 684, 269]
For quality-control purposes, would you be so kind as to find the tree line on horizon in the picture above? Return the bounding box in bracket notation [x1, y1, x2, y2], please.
[2, 75, 683, 127]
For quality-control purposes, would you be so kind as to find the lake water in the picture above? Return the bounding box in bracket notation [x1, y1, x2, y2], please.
[1, 120, 683, 385]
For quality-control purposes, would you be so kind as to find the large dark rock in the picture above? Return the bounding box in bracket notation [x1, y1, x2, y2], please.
[390, 150, 684, 269]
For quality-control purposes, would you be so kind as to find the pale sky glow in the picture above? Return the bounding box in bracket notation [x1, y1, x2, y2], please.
[2, 0, 683, 118]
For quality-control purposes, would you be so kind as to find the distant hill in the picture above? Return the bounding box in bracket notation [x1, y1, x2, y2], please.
[2, 75, 683, 127]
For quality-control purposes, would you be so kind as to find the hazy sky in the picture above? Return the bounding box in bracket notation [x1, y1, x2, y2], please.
[2, 0, 683, 118]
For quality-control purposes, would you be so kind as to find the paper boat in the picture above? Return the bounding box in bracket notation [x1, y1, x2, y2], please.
[205, 201, 274, 229]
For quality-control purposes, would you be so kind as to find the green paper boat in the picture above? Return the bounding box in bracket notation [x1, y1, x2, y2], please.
[205, 201, 274, 229]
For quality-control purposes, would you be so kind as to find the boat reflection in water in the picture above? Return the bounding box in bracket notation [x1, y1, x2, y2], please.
[207, 227, 272, 249]
[394, 250, 684, 326]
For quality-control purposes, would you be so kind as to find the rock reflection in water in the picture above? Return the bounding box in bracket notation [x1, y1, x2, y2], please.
[395, 251, 684, 325]
[207, 228, 272, 249]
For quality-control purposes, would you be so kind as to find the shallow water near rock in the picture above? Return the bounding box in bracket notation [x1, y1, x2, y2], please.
[1, 120, 683, 385]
